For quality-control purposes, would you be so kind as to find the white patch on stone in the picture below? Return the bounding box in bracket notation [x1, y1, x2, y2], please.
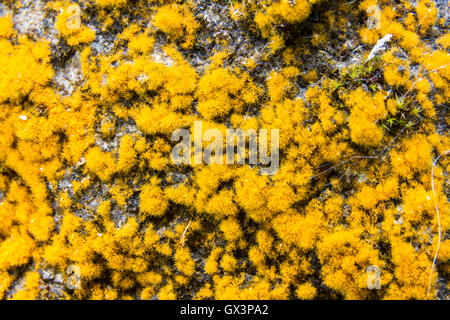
[366, 34, 393, 63]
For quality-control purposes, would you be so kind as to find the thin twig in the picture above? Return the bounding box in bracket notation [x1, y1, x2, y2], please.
[404, 65, 450, 99]
[310, 126, 408, 180]
[427, 150, 449, 299]
[309, 155, 377, 180]
[181, 221, 191, 246]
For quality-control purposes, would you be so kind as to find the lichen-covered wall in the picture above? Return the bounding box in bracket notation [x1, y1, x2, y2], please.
[0, 0, 449, 300]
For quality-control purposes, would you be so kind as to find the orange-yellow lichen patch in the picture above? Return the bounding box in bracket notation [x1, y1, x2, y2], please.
[0, 0, 448, 300]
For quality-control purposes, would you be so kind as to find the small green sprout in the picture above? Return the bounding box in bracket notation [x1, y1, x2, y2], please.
[331, 80, 344, 92]
[404, 121, 415, 128]
[395, 94, 406, 109]
[386, 118, 397, 128]
[411, 105, 423, 117]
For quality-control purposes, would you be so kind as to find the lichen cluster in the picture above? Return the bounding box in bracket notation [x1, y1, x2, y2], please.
[0, 0, 449, 300]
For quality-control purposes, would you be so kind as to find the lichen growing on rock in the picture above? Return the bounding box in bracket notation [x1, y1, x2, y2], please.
[0, 0, 449, 300]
